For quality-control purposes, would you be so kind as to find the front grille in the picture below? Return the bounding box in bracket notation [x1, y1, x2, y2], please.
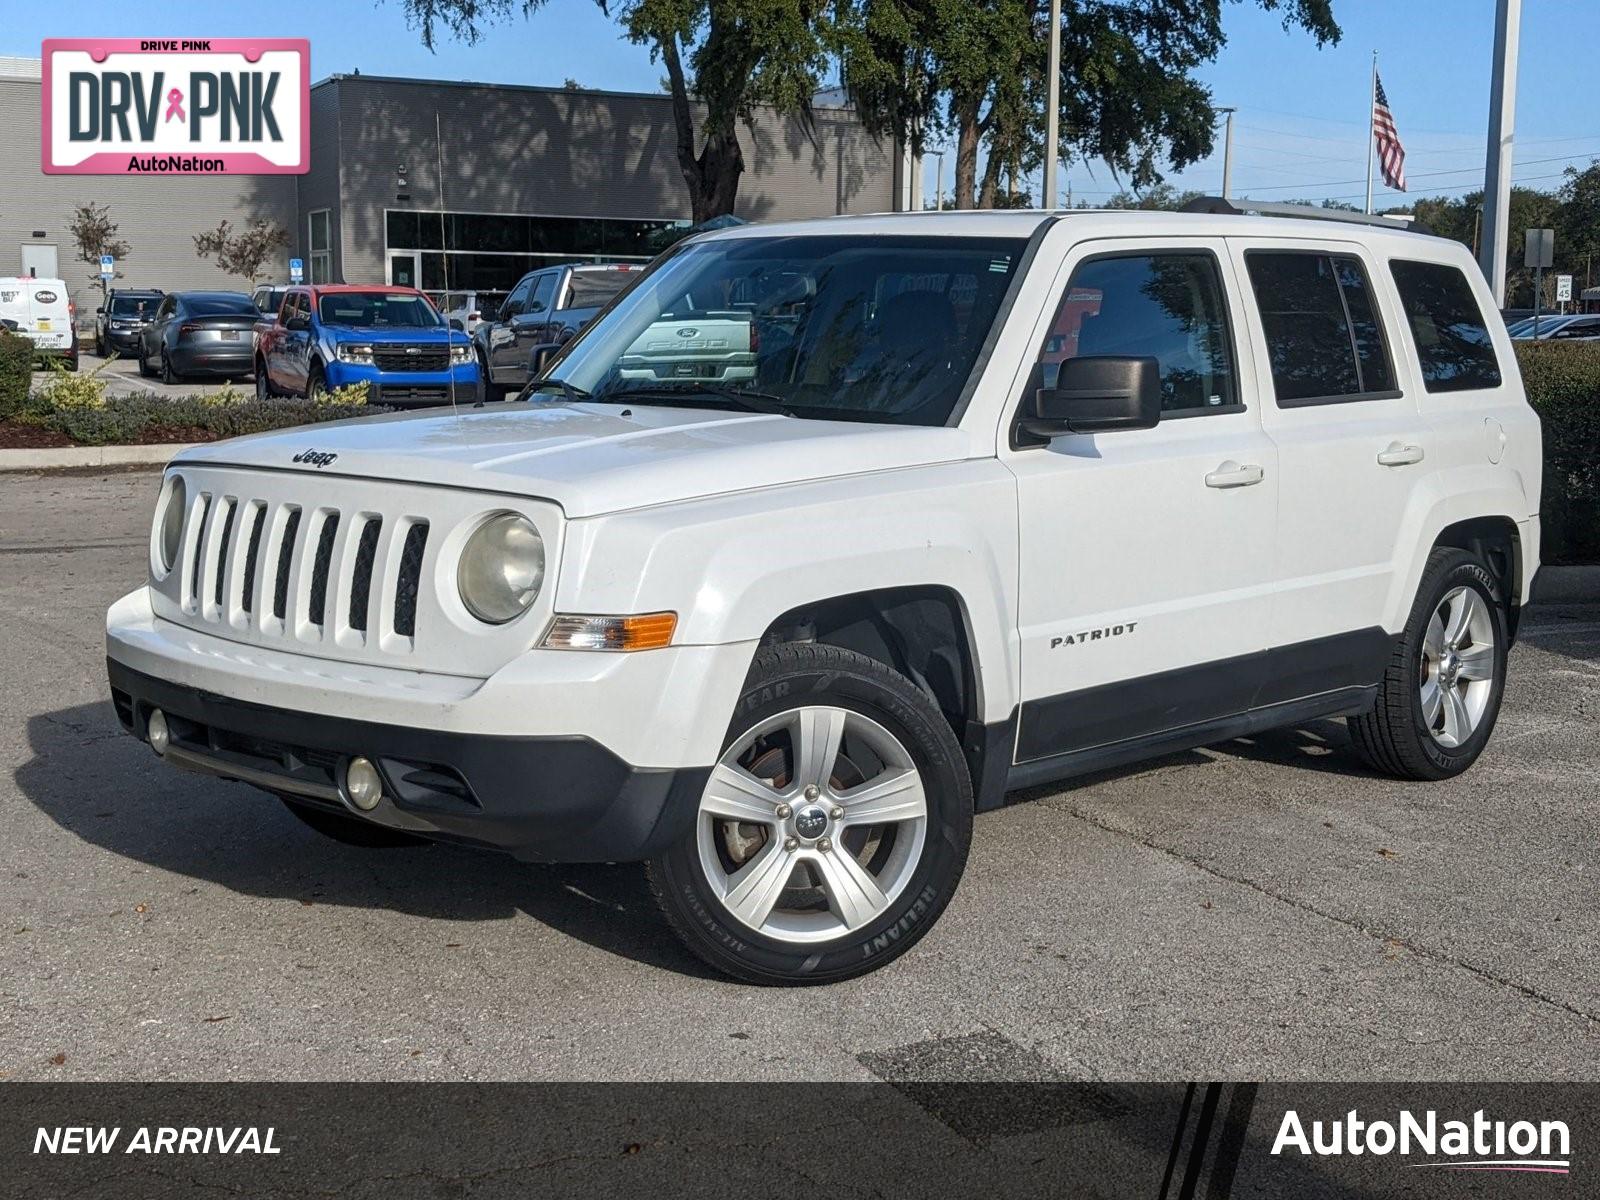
[377, 386, 452, 406]
[373, 345, 449, 372]
[176, 491, 433, 654]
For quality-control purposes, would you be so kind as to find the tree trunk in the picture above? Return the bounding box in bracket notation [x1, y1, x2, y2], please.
[660, 33, 745, 222]
[953, 96, 980, 210]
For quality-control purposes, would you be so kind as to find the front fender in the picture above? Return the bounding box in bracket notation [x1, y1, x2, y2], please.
[553, 460, 1022, 725]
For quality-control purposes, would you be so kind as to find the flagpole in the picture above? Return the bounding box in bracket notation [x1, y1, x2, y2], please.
[1364, 50, 1377, 215]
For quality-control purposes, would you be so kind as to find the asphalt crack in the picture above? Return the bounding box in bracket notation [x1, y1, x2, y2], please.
[1054, 799, 1600, 1029]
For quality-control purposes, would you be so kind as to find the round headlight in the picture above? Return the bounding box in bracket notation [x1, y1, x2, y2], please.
[457, 513, 544, 624]
[158, 475, 186, 573]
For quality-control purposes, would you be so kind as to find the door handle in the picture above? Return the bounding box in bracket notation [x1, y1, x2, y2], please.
[1377, 442, 1425, 467]
[1204, 460, 1265, 489]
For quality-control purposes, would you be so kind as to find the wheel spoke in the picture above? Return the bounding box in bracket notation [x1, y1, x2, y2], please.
[701, 763, 784, 823]
[1420, 677, 1444, 727]
[1441, 684, 1472, 745]
[1424, 611, 1446, 660]
[810, 846, 890, 931]
[722, 842, 796, 930]
[792, 707, 847, 791]
[1456, 644, 1495, 682]
[836, 768, 926, 826]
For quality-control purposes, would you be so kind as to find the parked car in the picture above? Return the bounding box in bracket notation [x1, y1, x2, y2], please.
[95, 288, 164, 358]
[1509, 313, 1600, 340]
[136, 292, 259, 383]
[0, 277, 77, 370]
[107, 205, 1541, 984]
[251, 284, 292, 321]
[255, 284, 476, 407]
[435, 289, 509, 337]
[473, 263, 639, 398]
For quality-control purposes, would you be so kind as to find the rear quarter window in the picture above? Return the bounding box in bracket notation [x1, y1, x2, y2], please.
[1388, 260, 1503, 391]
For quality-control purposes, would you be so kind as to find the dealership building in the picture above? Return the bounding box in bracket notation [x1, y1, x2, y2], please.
[0, 55, 909, 317]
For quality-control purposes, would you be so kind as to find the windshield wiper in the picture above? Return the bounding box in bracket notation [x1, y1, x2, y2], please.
[592, 383, 794, 417]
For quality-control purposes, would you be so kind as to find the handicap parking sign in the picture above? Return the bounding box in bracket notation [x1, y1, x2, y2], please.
[99, 254, 114, 279]
[289, 257, 304, 283]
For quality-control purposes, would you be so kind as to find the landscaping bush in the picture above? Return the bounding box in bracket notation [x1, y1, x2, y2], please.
[43, 392, 393, 446]
[1515, 341, 1600, 564]
[0, 330, 33, 421]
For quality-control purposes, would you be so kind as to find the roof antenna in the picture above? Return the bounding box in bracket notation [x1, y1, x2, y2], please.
[436, 111, 459, 417]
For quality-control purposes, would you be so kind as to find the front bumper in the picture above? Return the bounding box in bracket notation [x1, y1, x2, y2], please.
[325, 359, 479, 408]
[104, 328, 147, 353]
[109, 658, 709, 862]
[106, 588, 753, 861]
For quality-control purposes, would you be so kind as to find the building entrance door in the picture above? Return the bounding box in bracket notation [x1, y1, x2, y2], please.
[21, 243, 58, 279]
[387, 252, 421, 288]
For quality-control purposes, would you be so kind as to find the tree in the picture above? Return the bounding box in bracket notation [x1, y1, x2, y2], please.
[397, 0, 837, 223]
[843, 0, 1340, 210]
[192, 218, 291, 286]
[69, 202, 131, 293]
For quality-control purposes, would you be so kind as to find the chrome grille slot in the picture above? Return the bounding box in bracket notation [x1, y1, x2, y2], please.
[272, 507, 302, 621]
[152, 466, 563, 679]
[393, 523, 429, 639]
[348, 517, 383, 633]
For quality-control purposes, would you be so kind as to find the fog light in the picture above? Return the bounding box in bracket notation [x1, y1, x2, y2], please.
[345, 757, 384, 811]
[146, 709, 170, 756]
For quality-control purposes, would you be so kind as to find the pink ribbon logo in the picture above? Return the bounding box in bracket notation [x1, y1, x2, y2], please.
[164, 88, 185, 123]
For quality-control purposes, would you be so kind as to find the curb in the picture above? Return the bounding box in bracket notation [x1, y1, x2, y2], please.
[1532, 565, 1600, 604]
[0, 443, 196, 472]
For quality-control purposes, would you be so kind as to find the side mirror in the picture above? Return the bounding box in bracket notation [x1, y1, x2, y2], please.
[285, 314, 310, 332]
[448, 317, 465, 332]
[1020, 355, 1162, 439]
[96, 306, 105, 315]
[528, 344, 559, 377]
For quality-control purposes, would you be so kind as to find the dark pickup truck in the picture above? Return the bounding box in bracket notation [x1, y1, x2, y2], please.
[472, 263, 639, 399]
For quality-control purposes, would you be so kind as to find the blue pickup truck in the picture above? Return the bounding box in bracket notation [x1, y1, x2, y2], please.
[254, 285, 478, 408]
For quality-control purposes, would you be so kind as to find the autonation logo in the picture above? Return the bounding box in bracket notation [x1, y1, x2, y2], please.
[1273, 1108, 1571, 1175]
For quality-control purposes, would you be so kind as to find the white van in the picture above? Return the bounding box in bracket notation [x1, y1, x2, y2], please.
[0, 277, 79, 370]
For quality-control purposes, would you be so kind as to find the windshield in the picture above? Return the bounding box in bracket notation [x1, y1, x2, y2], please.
[185, 295, 257, 315]
[547, 234, 1027, 425]
[109, 296, 159, 318]
[318, 293, 441, 328]
[567, 269, 635, 309]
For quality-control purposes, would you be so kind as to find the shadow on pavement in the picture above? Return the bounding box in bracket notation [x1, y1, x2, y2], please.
[16, 700, 719, 980]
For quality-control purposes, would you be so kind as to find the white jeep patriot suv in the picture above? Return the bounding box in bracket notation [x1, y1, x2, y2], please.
[107, 204, 1541, 984]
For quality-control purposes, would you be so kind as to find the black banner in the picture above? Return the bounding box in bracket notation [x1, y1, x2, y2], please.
[5, 1083, 1592, 1198]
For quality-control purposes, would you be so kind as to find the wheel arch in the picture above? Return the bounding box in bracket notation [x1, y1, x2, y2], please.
[757, 586, 1012, 812]
[1431, 515, 1523, 641]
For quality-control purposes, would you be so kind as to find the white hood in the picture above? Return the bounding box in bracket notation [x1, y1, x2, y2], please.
[174, 402, 978, 518]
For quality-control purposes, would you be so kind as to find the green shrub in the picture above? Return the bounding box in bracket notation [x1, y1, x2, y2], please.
[42, 390, 392, 446]
[0, 331, 33, 421]
[1514, 341, 1600, 564]
[35, 356, 110, 410]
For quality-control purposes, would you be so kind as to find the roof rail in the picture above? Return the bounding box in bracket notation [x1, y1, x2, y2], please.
[1180, 196, 1432, 237]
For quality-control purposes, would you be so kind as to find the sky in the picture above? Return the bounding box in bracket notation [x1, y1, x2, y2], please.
[6, 0, 1597, 211]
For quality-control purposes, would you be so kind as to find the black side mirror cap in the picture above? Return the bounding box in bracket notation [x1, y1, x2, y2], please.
[1019, 355, 1162, 439]
[448, 317, 465, 332]
[285, 315, 310, 331]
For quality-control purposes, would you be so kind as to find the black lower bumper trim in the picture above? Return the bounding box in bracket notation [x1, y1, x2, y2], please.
[107, 659, 709, 863]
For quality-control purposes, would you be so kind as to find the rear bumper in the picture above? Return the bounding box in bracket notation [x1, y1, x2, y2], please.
[172, 343, 253, 375]
[108, 657, 709, 862]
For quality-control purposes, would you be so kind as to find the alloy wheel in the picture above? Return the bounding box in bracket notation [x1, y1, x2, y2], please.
[1419, 585, 1496, 748]
[695, 705, 928, 944]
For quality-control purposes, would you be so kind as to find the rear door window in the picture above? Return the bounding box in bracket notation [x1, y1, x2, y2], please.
[1245, 251, 1398, 405]
[1388, 260, 1503, 391]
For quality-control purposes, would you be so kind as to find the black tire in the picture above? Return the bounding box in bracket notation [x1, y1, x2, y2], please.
[255, 363, 274, 401]
[160, 349, 179, 385]
[64, 354, 79, 373]
[648, 642, 973, 985]
[307, 361, 327, 400]
[137, 343, 153, 377]
[278, 798, 429, 848]
[95, 336, 106, 358]
[1348, 547, 1509, 781]
[478, 352, 504, 402]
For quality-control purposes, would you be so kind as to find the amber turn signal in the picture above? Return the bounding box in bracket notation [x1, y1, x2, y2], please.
[542, 612, 677, 651]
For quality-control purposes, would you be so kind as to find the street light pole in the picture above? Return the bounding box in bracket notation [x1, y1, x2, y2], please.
[1043, 0, 1062, 207]
[1480, 0, 1522, 304]
[1219, 108, 1236, 199]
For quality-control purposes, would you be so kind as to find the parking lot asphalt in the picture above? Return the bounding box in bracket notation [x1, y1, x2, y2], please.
[2, 469, 1597, 1083]
[33, 352, 253, 399]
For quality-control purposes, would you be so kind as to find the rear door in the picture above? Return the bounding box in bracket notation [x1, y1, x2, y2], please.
[486, 273, 538, 381]
[1007, 237, 1280, 764]
[1229, 238, 1427, 698]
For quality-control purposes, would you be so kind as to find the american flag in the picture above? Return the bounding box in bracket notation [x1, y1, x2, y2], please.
[1372, 73, 1406, 192]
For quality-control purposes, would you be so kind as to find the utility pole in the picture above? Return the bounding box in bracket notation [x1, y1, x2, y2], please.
[1042, 0, 1062, 207]
[1219, 108, 1236, 199]
[934, 152, 945, 211]
[1480, 0, 1522, 304]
